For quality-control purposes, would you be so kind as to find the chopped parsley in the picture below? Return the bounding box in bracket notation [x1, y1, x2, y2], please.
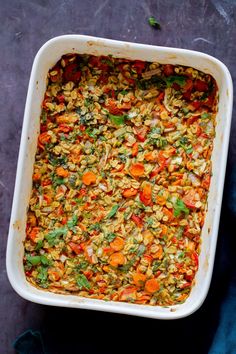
[148, 16, 161, 29]
[173, 199, 189, 217]
[77, 274, 91, 290]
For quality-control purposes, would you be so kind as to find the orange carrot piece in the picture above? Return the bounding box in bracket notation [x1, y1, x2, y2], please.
[144, 151, 158, 162]
[119, 102, 132, 110]
[82, 171, 97, 186]
[160, 224, 168, 237]
[38, 132, 51, 146]
[156, 195, 166, 206]
[33, 172, 41, 181]
[143, 183, 152, 199]
[129, 163, 144, 177]
[119, 286, 137, 301]
[152, 245, 163, 260]
[132, 142, 139, 157]
[122, 188, 138, 198]
[56, 166, 69, 178]
[163, 207, 173, 221]
[182, 190, 196, 208]
[133, 273, 147, 287]
[28, 227, 40, 242]
[69, 242, 82, 255]
[145, 278, 160, 293]
[110, 237, 125, 251]
[109, 252, 125, 267]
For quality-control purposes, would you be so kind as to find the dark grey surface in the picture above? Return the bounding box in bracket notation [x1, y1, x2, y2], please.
[0, 1, 235, 353]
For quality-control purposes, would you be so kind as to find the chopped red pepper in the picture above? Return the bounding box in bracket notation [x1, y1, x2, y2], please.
[194, 79, 209, 92]
[131, 214, 143, 227]
[63, 63, 81, 83]
[163, 64, 174, 76]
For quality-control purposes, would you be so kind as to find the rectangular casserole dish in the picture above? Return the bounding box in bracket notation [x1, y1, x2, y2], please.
[6, 35, 233, 319]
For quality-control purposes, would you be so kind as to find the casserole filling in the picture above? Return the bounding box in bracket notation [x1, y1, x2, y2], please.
[24, 54, 217, 306]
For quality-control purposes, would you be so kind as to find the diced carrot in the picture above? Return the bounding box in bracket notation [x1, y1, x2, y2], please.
[182, 190, 196, 208]
[103, 265, 111, 273]
[133, 273, 147, 287]
[152, 245, 163, 260]
[33, 172, 41, 181]
[140, 183, 153, 206]
[119, 102, 132, 110]
[28, 227, 40, 242]
[106, 99, 123, 115]
[43, 194, 52, 205]
[129, 163, 145, 177]
[110, 237, 125, 251]
[56, 166, 69, 178]
[142, 230, 154, 245]
[119, 286, 137, 301]
[132, 142, 139, 157]
[83, 270, 93, 280]
[202, 173, 211, 190]
[156, 195, 166, 206]
[122, 188, 138, 198]
[160, 224, 168, 237]
[109, 252, 126, 267]
[177, 293, 188, 302]
[38, 132, 51, 149]
[144, 151, 157, 162]
[61, 217, 67, 225]
[82, 171, 97, 186]
[145, 278, 160, 293]
[103, 247, 113, 254]
[156, 92, 165, 103]
[163, 207, 173, 221]
[69, 242, 83, 255]
[48, 270, 61, 281]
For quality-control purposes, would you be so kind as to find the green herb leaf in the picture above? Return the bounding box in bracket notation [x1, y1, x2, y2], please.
[88, 223, 102, 232]
[104, 233, 116, 242]
[45, 227, 68, 246]
[76, 261, 89, 272]
[85, 127, 99, 138]
[67, 215, 78, 230]
[119, 258, 136, 272]
[152, 260, 162, 272]
[182, 107, 189, 115]
[40, 255, 50, 266]
[148, 16, 161, 29]
[26, 255, 41, 266]
[41, 110, 47, 124]
[35, 240, 43, 251]
[120, 90, 128, 95]
[77, 274, 91, 290]
[165, 75, 186, 88]
[201, 112, 210, 119]
[108, 113, 126, 126]
[173, 199, 189, 217]
[137, 244, 146, 257]
[185, 147, 193, 154]
[37, 266, 48, 287]
[101, 58, 114, 67]
[106, 204, 119, 218]
[53, 177, 65, 186]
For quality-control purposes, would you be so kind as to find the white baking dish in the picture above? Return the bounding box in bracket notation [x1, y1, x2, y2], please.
[6, 35, 233, 319]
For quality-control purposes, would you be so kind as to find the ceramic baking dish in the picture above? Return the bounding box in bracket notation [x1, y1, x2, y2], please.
[6, 35, 233, 319]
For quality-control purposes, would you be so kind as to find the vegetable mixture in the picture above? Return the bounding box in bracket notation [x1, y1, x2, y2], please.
[24, 53, 218, 306]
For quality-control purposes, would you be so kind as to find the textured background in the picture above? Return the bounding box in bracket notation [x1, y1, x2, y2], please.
[1, 1, 236, 353]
